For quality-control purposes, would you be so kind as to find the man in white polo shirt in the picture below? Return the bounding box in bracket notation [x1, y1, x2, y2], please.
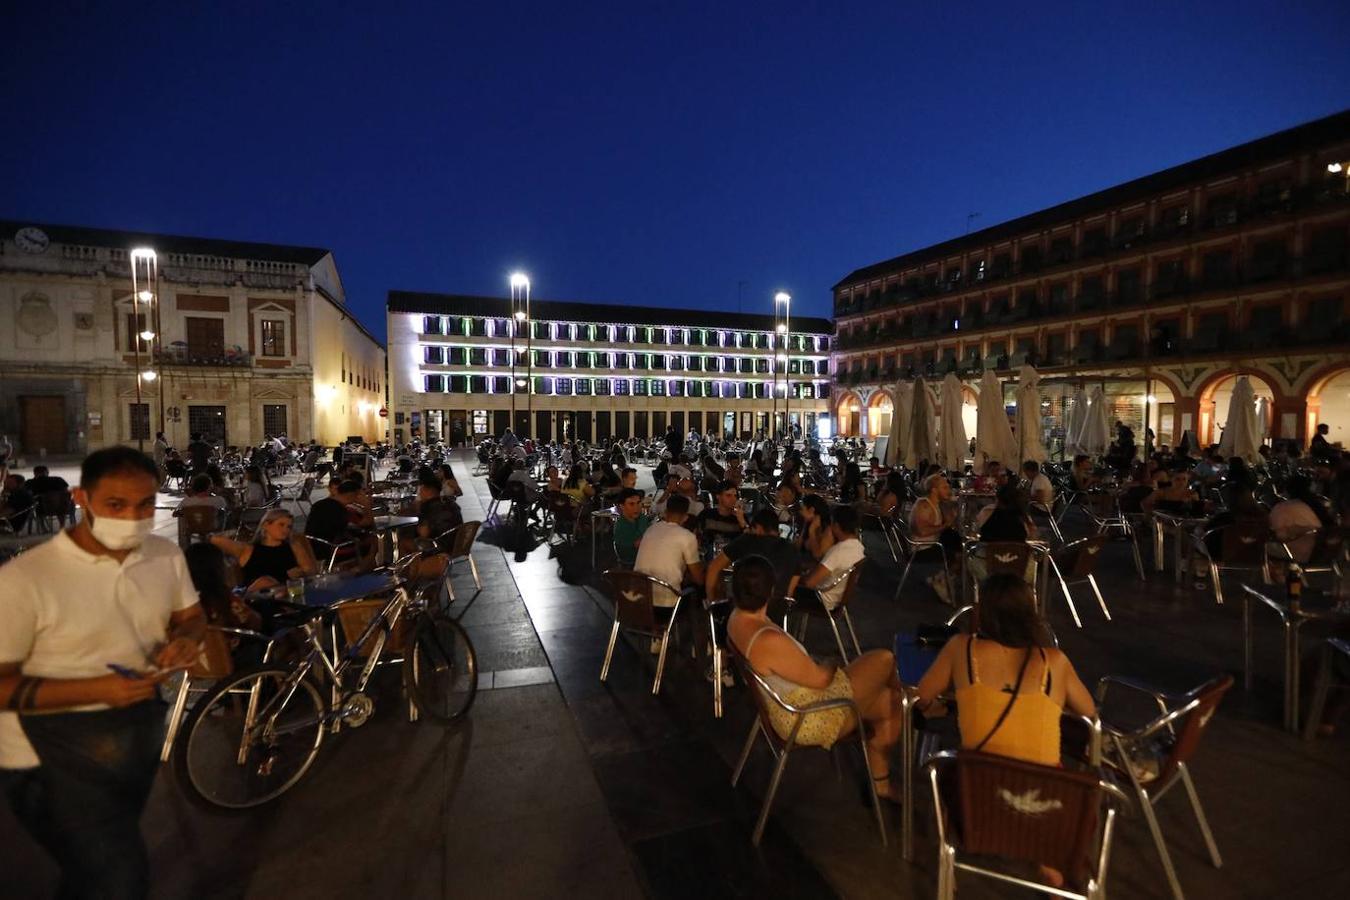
[634, 494, 704, 608]
[0, 446, 205, 899]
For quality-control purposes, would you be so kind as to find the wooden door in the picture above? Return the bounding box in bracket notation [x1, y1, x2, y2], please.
[20, 396, 67, 454]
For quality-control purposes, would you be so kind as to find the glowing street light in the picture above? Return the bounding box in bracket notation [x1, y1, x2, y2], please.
[139, 330, 156, 342]
[773, 292, 792, 441]
[140, 370, 157, 382]
[509, 272, 533, 436]
[129, 247, 161, 451]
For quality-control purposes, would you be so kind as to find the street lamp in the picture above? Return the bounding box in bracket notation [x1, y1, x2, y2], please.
[129, 247, 160, 452]
[510, 272, 531, 438]
[774, 292, 792, 443]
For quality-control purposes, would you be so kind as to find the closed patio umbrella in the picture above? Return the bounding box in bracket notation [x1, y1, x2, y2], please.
[885, 380, 912, 468]
[1015, 364, 1046, 465]
[939, 373, 968, 472]
[975, 369, 1017, 470]
[1083, 386, 1111, 458]
[1217, 376, 1261, 464]
[1255, 396, 1270, 444]
[905, 377, 938, 469]
[1064, 389, 1089, 457]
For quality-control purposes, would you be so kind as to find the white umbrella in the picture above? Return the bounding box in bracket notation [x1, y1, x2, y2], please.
[1217, 376, 1262, 463]
[975, 369, 1017, 469]
[1064, 389, 1089, 456]
[1254, 396, 1270, 443]
[1083, 386, 1111, 458]
[1015, 364, 1046, 464]
[905, 376, 938, 468]
[939, 373, 968, 472]
[884, 381, 912, 467]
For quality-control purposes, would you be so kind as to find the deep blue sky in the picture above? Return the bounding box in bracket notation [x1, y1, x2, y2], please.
[4, 2, 1347, 342]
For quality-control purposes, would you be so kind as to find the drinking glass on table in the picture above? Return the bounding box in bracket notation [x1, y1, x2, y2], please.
[286, 577, 306, 603]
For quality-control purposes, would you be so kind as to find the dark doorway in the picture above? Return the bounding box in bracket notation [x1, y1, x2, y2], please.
[671, 411, 684, 436]
[596, 411, 611, 441]
[635, 411, 649, 439]
[653, 411, 667, 436]
[535, 410, 551, 443]
[188, 405, 227, 447]
[492, 410, 510, 437]
[616, 411, 630, 438]
[19, 395, 67, 455]
[576, 411, 593, 444]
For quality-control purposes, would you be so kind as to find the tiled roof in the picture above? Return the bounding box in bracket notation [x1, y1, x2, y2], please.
[0, 219, 331, 266]
[388, 290, 835, 335]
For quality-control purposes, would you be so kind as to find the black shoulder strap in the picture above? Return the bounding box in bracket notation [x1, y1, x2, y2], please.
[973, 647, 1033, 753]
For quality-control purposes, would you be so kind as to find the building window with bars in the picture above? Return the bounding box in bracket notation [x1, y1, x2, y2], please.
[129, 403, 150, 440]
[261, 319, 286, 356]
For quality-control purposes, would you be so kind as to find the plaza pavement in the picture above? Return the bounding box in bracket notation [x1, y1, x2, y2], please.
[2, 452, 1348, 898]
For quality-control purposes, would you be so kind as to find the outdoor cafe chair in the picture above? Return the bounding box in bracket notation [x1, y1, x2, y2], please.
[1048, 535, 1113, 628]
[599, 569, 686, 695]
[306, 534, 359, 573]
[961, 540, 1041, 609]
[1095, 673, 1232, 900]
[1083, 492, 1146, 579]
[1029, 499, 1065, 543]
[892, 513, 955, 605]
[177, 505, 222, 549]
[924, 750, 1128, 900]
[728, 641, 886, 848]
[161, 624, 280, 763]
[433, 520, 482, 603]
[234, 496, 281, 541]
[544, 491, 582, 544]
[1192, 521, 1271, 605]
[1303, 637, 1350, 741]
[789, 559, 864, 663]
[282, 475, 317, 515]
[1270, 526, 1345, 597]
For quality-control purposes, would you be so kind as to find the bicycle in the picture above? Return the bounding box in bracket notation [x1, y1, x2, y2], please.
[174, 554, 477, 809]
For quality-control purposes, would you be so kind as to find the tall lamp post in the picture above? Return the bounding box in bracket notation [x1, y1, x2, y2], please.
[510, 273, 531, 438]
[774, 291, 791, 443]
[129, 248, 161, 453]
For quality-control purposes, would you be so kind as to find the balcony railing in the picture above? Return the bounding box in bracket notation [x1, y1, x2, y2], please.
[154, 348, 252, 367]
[834, 182, 1350, 318]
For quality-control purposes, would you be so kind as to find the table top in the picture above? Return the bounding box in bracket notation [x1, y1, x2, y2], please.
[247, 571, 397, 608]
[372, 515, 420, 529]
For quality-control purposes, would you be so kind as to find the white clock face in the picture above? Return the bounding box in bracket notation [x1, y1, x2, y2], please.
[14, 227, 50, 255]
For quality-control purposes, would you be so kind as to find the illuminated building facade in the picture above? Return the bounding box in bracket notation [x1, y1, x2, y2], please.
[387, 291, 834, 446]
[830, 109, 1350, 453]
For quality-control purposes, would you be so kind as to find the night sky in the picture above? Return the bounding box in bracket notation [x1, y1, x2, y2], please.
[4, 2, 1347, 341]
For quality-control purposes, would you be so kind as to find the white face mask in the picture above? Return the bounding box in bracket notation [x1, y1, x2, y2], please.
[88, 511, 155, 550]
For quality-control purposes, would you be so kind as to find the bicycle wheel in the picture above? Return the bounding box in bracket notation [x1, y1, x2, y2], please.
[174, 666, 327, 810]
[405, 613, 478, 722]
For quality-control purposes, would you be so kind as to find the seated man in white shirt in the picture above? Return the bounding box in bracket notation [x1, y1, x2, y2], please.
[651, 476, 705, 519]
[634, 494, 705, 608]
[796, 504, 866, 610]
[177, 473, 229, 513]
[0, 445, 205, 898]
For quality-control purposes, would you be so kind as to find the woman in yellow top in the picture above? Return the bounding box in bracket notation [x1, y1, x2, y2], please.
[915, 573, 1095, 766]
[561, 463, 594, 504]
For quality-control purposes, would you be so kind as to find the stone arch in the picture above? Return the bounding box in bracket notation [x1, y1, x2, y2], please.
[1303, 363, 1350, 449]
[835, 389, 863, 437]
[1195, 369, 1279, 447]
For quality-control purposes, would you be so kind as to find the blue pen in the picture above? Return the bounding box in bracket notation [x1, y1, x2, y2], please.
[107, 663, 143, 679]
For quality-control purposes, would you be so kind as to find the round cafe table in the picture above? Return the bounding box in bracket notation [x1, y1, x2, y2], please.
[372, 515, 420, 564]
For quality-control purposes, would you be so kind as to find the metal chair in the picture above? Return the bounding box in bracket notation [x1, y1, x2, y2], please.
[961, 540, 1040, 609]
[892, 513, 954, 604]
[544, 491, 581, 545]
[599, 568, 685, 695]
[306, 534, 359, 573]
[1271, 526, 1346, 597]
[1096, 673, 1232, 900]
[1193, 520, 1270, 605]
[434, 520, 482, 602]
[1030, 499, 1065, 542]
[728, 643, 886, 847]
[1084, 492, 1146, 579]
[283, 475, 317, 515]
[1048, 535, 1112, 628]
[1303, 637, 1350, 741]
[925, 750, 1128, 900]
[177, 505, 222, 549]
[790, 559, 864, 663]
[160, 625, 278, 762]
[234, 496, 280, 541]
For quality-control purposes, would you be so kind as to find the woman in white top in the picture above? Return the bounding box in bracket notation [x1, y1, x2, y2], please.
[729, 555, 905, 801]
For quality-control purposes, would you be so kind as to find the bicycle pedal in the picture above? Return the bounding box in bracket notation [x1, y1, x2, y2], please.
[340, 693, 375, 727]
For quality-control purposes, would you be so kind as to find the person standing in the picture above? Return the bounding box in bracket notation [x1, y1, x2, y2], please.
[1309, 422, 1335, 461]
[0, 446, 206, 898]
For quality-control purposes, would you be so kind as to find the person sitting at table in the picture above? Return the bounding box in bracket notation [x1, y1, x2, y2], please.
[1021, 460, 1055, 508]
[706, 509, 801, 607]
[701, 449, 726, 485]
[796, 494, 835, 561]
[620, 467, 639, 491]
[874, 471, 906, 518]
[724, 453, 744, 487]
[1070, 454, 1097, 493]
[910, 473, 962, 604]
[398, 473, 463, 549]
[240, 465, 270, 508]
[652, 476, 704, 519]
[972, 460, 1005, 493]
[306, 478, 373, 568]
[437, 462, 462, 499]
[1269, 474, 1336, 564]
[613, 488, 652, 567]
[1, 474, 35, 532]
[211, 508, 318, 591]
[968, 484, 1039, 585]
[698, 480, 747, 542]
[1118, 462, 1156, 514]
[544, 465, 563, 493]
[1142, 464, 1201, 516]
[838, 461, 867, 507]
[562, 464, 594, 504]
[178, 473, 229, 515]
[635, 494, 704, 611]
[184, 541, 263, 645]
[796, 505, 866, 611]
[25, 466, 68, 497]
[773, 479, 801, 522]
[729, 554, 906, 802]
[914, 573, 1096, 888]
